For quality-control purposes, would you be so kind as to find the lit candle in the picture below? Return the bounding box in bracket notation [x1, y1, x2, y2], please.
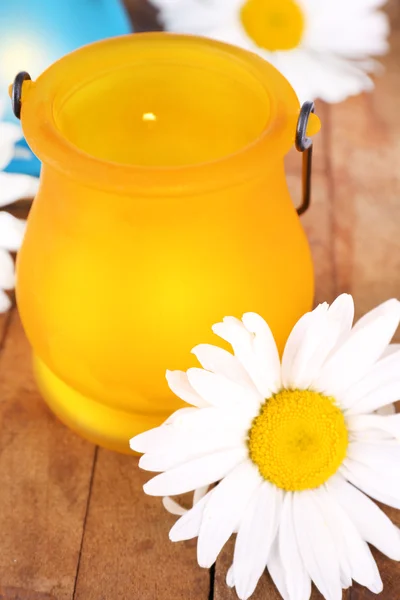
[15, 33, 320, 452]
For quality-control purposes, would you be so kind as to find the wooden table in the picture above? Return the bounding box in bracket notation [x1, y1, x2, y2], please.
[0, 1, 399, 599]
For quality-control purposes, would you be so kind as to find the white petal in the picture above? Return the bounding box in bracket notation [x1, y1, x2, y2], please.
[162, 496, 187, 516]
[164, 404, 249, 433]
[0, 288, 11, 312]
[352, 299, 400, 333]
[241, 312, 282, 395]
[283, 296, 355, 390]
[0, 248, 15, 290]
[197, 460, 262, 568]
[267, 537, 289, 600]
[311, 488, 352, 589]
[348, 381, 400, 415]
[187, 367, 261, 414]
[279, 493, 311, 600]
[304, 7, 389, 59]
[136, 406, 240, 461]
[233, 481, 283, 600]
[382, 344, 400, 358]
[265, 47, 373, 104]
[315, 486, 382, 593]
[0, 173, 39, 206]
[194, 485, 209, 505]
[191, 344, 256, 390]
[293, 491, 342, 600]
[169, 488, 214, 541]
[152, 0, 226, 34]
[161, 405, 251, 444]
[344, 349, 400, 414]
[340, 460, 400, 509]
[324, 293, 355, 352]
[131, 424, 177, 454]
[352, 429, 394, 443]
[315, 300, 400, 397]
[139, 423, 243, 472]
[310, 304, 355, 389]
[0, 122, 22, 169]
[166, 369, 208, 407]
[211, 316, 244, 345]
[311, 53, 375, 104]
[300, 298, 353, 389]
[376, 404, 396, 416]
[313, 487, 352, 590]
[0, 213, 26, 251]
[281, 309, 316, 389]
[164, 406, 197, 425]
[226, 565, 235, 588]
[212, 315, 280, 397]
[347, 440, 400, 472]
[154, 411, 248, 477]
[347, 414, 400, 440]
[143, 446, 247, 496]
[327, 474, 400, 560]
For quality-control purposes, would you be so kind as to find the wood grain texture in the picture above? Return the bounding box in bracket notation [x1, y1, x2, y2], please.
[328, 1, 400, 330]
[0, 312, 96, 600]
[73, 450, 210, 600]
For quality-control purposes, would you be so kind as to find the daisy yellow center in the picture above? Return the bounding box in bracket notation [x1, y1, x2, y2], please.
[240, 0, 305, 51]
[248, 389, 348, 491]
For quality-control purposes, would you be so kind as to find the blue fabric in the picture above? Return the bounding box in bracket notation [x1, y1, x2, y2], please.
[1, 0, 132, 176]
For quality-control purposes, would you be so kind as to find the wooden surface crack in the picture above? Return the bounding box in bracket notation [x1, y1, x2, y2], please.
[72, 446, 99, 600]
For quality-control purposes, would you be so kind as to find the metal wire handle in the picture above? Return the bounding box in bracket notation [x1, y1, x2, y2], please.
[295, 101, 315, 216]
[12, 71, 31, 120]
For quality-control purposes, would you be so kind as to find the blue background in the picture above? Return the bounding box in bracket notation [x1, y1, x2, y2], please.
[0, 0, 132, 176]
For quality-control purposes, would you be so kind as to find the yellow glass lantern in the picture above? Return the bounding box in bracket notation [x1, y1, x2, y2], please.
[12, 33, 320, 453]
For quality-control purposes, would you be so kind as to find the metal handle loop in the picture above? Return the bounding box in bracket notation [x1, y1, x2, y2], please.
[11, 71, 31, 120]
[295, 101, 315, 216]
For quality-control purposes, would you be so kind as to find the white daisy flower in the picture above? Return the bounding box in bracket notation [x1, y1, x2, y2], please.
[0, 99, 40, 205]
[0, 98, 38, 311]
[151, 0, 390, 103]
[131, 294, 400, 600]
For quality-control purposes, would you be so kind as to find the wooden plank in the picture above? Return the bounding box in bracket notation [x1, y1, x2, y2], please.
[328, 1, 400, 331]
[73, 450, 210, 600]
[0, 311, 96, 600]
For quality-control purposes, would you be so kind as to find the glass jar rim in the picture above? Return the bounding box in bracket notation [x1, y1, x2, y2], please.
[19, 33, 301, 196]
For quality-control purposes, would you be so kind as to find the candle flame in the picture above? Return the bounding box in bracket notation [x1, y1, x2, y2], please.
[143, 112, 157, 122]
